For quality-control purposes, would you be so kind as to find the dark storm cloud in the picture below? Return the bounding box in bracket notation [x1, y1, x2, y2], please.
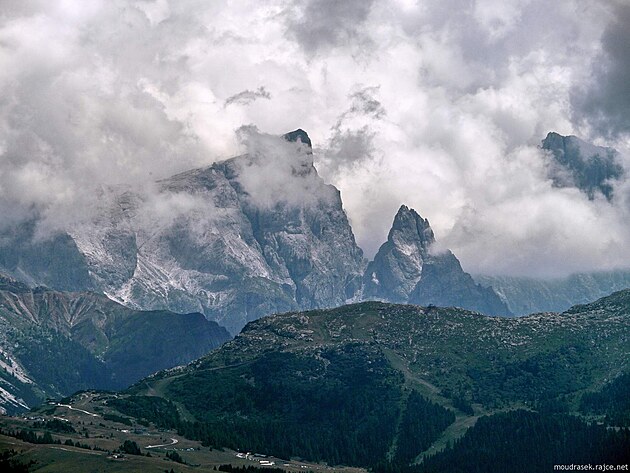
[346, 87, 386, 120]
[572, 2, 630, 139]
[332, 86, 386, 131]
[287, 0, 375, 54]
[317, 126, 375, 177]
[225, 86, 272, 107]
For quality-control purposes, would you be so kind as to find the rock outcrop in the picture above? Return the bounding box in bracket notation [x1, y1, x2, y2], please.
[364, 205, 510, 316]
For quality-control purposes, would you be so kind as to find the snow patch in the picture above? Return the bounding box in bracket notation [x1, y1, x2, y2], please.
[0, 348, 33, 384]
[0, 385, 29, 410]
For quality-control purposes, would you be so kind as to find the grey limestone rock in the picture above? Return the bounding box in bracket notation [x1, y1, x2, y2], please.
[542, 132, 624, 201]
[0, 130, 517, 335]
[363, 205, 433, 303]
[0, 130, 366, 335]
[364, 205, 510, 316]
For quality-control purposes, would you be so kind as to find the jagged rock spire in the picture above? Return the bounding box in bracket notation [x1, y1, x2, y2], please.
[363, 204, 511, 315]
[363, 205, 435, 303]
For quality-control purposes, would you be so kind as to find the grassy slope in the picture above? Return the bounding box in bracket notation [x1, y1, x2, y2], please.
[120, 294, 629, 468]
[0, 391, 367, 473]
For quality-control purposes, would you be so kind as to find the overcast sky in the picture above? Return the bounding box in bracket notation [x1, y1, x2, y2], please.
[1, 0, 630, 278]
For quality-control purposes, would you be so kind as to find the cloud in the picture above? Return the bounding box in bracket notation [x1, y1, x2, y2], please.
[317, 127, 376, 178]
[0, 0, 629, 279]
[225, 86, 272, 107]
[235, 125, 334, 209]
[286, 0, 376, 54]
[333, 86, 386, 128]
[571, 1, 630, 139]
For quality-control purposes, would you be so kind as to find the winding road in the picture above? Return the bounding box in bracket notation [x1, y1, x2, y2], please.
[146, 438, 179, 449]
[56, 403, 99, 417]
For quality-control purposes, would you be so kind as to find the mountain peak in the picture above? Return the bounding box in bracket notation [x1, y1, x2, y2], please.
[362, 205, 435, 303]
[363, 204, 509, 315]
[283, 129, 312, 148]
[541, 131, 623, 201]
[542, 131, 571, 154]
[391, 204, 435, 246]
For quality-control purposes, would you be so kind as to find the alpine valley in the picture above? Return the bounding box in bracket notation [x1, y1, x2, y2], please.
[0, 274, 229, 415]
[1, 292, 628, 472]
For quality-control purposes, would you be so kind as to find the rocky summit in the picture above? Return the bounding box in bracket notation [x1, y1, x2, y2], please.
[364, 205, 510, 315]
[542, 131, 624, 201]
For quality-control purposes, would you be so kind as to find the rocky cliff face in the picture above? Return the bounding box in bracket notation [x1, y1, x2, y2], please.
[363, 205, 433, 302]
[542, 132, 624, 201]
[0, 220, 94, 292]
[364, 205, 510, 315]
[10, 130, 365, 335]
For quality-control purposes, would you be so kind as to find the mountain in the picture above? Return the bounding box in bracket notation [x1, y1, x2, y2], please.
[97, 291, 630, 470]
[364, 205, 510, 315]
[363, 205, 433, 302]
[0, 274, 229, 414]
[542, 131, 624, 201]
[0, 130, 511, 336]
[475, 270, 630, 315]
[0, 130, 366, 335]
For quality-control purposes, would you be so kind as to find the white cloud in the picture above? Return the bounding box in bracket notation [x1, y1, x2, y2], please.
[0, 0, 628, 277]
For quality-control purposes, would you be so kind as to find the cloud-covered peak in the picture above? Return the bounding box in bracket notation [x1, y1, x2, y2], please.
[228, 126, 326, 208]
[541, 131, 624, 201]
